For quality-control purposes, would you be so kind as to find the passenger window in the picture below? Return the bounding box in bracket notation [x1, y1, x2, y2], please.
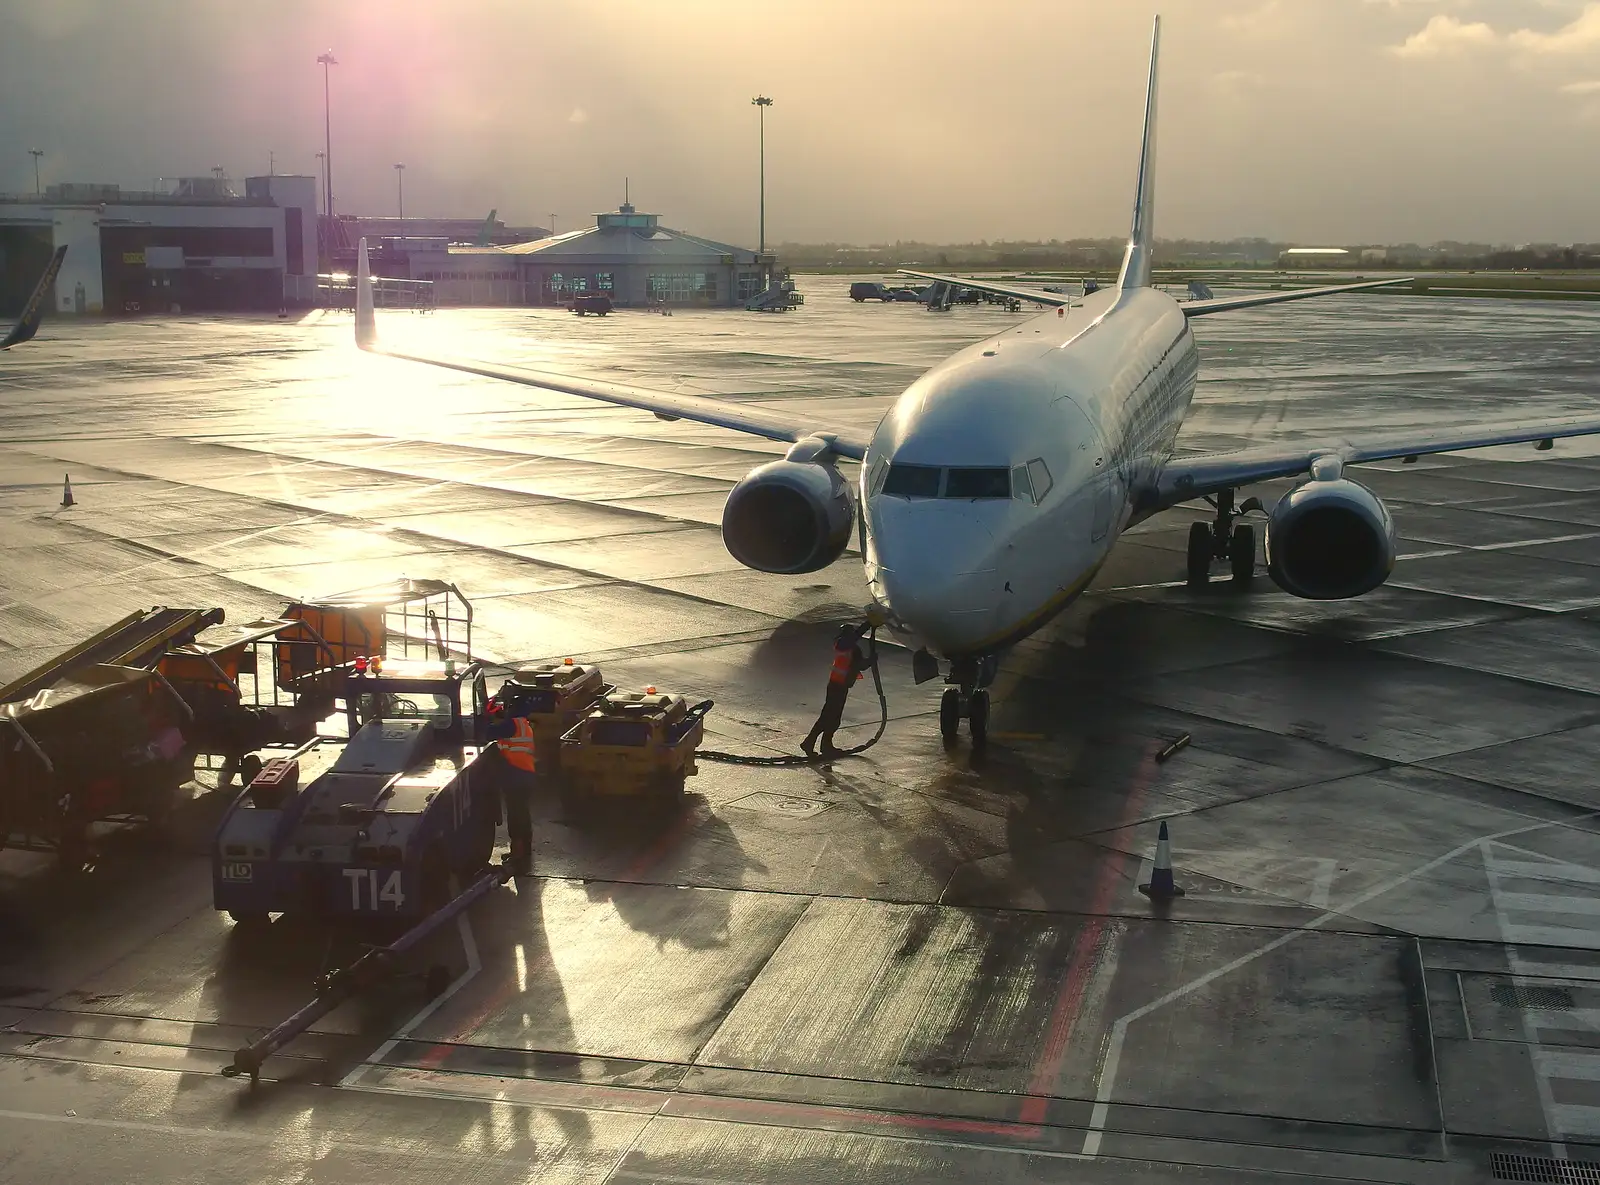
[882, 463, 942, 498]
[1026, 458, 1052, 501]
[943, 468, 1010, 499]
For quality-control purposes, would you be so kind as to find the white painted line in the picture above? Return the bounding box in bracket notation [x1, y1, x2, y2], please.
[1491, 860, 1600, 886]
[1473, 531, 1600, 552]
[1535, 1049, 1600, 1080]
[1523, 1008, 1600, 1032]
[1080, 813, 1600, 1158]
[1549, 1104, 1600, 1139]
[1498, 893, 1600, 918]
[1308, 859, 1338, 911]
[1501, 924, 1600, 950]
[338, 897, 482, 1088]
[1510, 962, 1600, 983]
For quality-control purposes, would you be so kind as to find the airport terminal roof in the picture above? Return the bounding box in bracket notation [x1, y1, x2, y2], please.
[497, 203, 756, 262]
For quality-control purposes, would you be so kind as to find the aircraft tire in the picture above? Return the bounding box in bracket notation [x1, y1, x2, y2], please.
[1230, 524, 1255, 585]
[1186, 522, 1212, 588]
[227, 910, 269, 929]
[969, 690, 990, 746]
[939, 689, 960, 740]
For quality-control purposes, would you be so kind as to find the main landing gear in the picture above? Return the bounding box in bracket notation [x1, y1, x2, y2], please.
[938, 656, 997, 746]
[1186, 487, 1262, 589]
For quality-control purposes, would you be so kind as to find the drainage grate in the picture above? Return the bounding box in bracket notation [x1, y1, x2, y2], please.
[1492, 1152, 1600, 1183]
[1492, 983, 1577, 1011]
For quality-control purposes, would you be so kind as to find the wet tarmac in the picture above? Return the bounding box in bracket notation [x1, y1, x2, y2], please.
[2, 283, 1600, 1183]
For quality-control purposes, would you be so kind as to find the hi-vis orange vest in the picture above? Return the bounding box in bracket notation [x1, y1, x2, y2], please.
[499, 717, 537, 772]
[828, 646, 861, 686]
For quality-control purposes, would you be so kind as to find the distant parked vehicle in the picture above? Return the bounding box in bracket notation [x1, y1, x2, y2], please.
[849, 282, 891, 302]
[887, 287, 925, 302]
[570, 294, 613, 316]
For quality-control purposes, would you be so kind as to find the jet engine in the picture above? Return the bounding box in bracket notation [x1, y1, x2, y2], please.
[722, 458, 855, 574]
[1265, 458, 1396, 600]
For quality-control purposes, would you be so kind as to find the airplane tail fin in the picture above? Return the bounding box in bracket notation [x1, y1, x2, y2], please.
[355, 238, 376, 348]
[1, 244, 67, 350]
[1116, 16, 1161, 292]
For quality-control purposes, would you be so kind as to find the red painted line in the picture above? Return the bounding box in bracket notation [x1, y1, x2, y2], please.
[1017, 741, 1161, 1124]
[688, 1090, 1051, 1141]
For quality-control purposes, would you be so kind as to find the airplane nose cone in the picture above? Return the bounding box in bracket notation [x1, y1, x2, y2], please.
[867, 500, 1002, 654]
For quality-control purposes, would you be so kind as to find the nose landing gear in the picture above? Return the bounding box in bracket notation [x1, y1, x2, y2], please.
[939, 656, 996, 746]
[1185, 487, 1263, 588]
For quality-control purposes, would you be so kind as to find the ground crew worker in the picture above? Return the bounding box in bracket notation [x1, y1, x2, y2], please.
[484, 698, 537, 874]
[802, 624, 870, 758]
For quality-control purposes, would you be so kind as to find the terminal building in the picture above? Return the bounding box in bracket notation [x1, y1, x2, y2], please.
[0, 174, 317, 316]
[352, 202, 772, 308]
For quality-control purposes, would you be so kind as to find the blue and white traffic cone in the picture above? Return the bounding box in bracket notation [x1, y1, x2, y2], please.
[1139, 820, 1185, 899]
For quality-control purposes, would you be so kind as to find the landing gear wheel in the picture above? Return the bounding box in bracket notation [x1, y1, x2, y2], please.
[968, 690, 990, 747]
[1186, 522, 1212, 588]
[939, 689, 960, 740]
[1229, 524, 1256, 585]
[227, 910, 269, 929]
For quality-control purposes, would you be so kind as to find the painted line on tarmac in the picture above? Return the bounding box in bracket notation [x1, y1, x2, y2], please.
[403, 810, 707, 1073]
[1018, 740, 1159, 1125]
[338, 902, 481, 1088]
[1079, 808, 1600, 1158]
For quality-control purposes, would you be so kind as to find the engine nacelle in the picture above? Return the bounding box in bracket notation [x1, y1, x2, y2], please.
[1266, 474, 1396, 600]
[721, 459, 855, 574]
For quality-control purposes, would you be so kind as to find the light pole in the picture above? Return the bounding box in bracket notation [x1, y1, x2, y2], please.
[317, 50, 337, 217]
[315, 151, 326, 215]
[28, 148, 42, 196]
[751, 96, 772, 255]
[394, 162, 405, 226]
[548, 212, 557, 236]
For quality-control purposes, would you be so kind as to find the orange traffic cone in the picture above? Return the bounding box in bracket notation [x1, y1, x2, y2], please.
[1139, 820, 1184, 899]
[60, 473, 74, 508]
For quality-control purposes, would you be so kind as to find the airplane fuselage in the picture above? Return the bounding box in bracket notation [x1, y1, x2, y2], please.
[861, 286, 1200, 659]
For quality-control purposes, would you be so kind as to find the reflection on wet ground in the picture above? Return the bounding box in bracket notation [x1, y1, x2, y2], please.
[2, 285, 1600, 1183]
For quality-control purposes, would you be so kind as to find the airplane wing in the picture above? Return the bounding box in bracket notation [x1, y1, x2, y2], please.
[1145, 414, 1600, 514]
[1, 245, 67, 350]
[1178, 275, 1414, 317]
[354, 241, 872, 459]
[897, 270, 1072, 308]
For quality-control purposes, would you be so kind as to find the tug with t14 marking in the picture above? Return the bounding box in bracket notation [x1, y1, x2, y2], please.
[212, 656, 509, 926]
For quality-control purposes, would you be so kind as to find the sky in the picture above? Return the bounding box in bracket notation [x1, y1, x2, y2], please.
[1, 0, 1598, 247]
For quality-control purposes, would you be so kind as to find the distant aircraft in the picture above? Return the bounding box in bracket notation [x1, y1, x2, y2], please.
[1, 245, 67, 351]
[475, 209, 498, 248]
[355, 16, 1600, 744]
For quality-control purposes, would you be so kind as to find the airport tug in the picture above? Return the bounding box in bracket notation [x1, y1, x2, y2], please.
[212, 656, 504, 926]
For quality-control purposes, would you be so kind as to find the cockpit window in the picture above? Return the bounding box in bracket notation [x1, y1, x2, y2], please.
[1026, 459, 1053, 502]
[1011, 464, 1034, 503]
[882, 463, 942, 498]
[943, 468, 1010, 499]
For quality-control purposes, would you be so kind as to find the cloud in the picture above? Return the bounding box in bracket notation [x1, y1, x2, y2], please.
[1560, 77, 1600, 91]
[568, 108, 588, 124]
[1508, 3, 1600, 52]
[1390, 13, 1500, 56]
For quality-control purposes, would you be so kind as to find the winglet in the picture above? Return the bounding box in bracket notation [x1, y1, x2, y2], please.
[1, 244, 67, 350]
[355, 238, 376, 348]
[1116, 15, 1161, 292]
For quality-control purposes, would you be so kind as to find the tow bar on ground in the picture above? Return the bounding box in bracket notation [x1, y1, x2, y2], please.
[221, 860, 513, 1081]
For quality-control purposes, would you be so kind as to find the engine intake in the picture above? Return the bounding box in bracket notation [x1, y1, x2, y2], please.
[1266, 475, 1396, 599]
[722, 459, 855, 574]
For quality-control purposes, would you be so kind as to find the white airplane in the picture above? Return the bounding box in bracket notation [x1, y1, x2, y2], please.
[356, 16, 1600, 745]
